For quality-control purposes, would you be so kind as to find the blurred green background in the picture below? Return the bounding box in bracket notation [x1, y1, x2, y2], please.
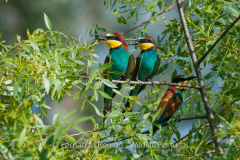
[0, 0, 202, 142]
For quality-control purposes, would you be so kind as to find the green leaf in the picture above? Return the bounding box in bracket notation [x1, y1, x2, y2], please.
[44, 13, 52, 30]
[113, 89, 122, 96]
[16, 35, 21, 42]
[65, 133, 76, 143]
[171, 68, 177, 80]
[31, 41, 41, 55]
[22, 44, 32, 53]
[40, 149, 48, 160]
[156, 63, 168, 75]
[99, 90, 112, 99]
[19, 127, 26, 147]
[72, 116, 92, 124]
[42, 104, 51, 109]
[224, 6, 239, 14]
[63, 109, 76, 122]
[97, 27, 107, 32]
[218, 115, 230, 125]
[34, 114, 44, 127]
[101, 79, 117, 88]
[88, 101, 103, 117]
[13, 82, 19, 97]
[81, 99, 87, 111]
[94, 81, 102, 89]
[98, 62, 113, 71]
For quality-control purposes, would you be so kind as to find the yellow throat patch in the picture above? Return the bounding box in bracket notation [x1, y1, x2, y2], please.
[176, 80, 190, 90]
[138, 43, 154, 50]
[105, 40, 122, 49]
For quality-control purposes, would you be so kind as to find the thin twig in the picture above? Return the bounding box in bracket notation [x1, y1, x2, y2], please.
[193, 39, 240, 56]
[121, 0, 187, 35]
[207, 135, 228, 145]
[173, 99, 239, 146]
[76, 75, 201, 89]
[197, 14, 240, 65]
[68, 128, 104, 137]
[189, 150, 215, 159]
[0, 149, 8, 160]
[232, 0, 240, 6]
[176, 0, 223, 153]
[173, 115, 206, 122]
[1, 73, 201, 89]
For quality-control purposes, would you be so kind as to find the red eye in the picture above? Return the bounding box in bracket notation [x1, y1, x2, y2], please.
[144, 39, 147, 42]
[112, 36, 115, 39]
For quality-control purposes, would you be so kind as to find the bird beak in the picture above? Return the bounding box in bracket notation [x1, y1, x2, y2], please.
[130, 42, 139, 45]
[94, 34, 106, 41]
[125, 38, 138, 41]
[186, 76, 197, 80]
[125, 38, 139, 45]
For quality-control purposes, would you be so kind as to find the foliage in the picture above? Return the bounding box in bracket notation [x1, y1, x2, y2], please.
[1, 0, 240, 159]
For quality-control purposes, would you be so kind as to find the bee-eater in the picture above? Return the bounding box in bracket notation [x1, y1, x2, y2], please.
[152, 75, 197, 135]
[123, 36, 161, 113]
[95, 32, 135, 122]
[142, 75, 197, 155]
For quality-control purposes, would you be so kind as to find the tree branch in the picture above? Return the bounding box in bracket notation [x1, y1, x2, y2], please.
[0, 149, 8, 160]
[76, 75, 201, 89]
[176, 0, 223, 153]
[188, 150, 215, 159]
[193, 39, 240, 56]
[197, 14, 240, 65]
[173, 99, 239, 147]
[1, 73, 201, 89]
[121, 0, 187, 35]
[173, 115, 206, 122]
[232, 0, 240, 6]
[207, 135, 228, 146]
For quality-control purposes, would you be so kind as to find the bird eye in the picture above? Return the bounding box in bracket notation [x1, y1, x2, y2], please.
[112, 36, 115, 39]
[144, 39, 147, 42]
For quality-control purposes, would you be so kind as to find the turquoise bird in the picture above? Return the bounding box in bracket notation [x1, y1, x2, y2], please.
[142, 75, 196, 155]
[95, 32, 135, 122]
[123, 36, 161, 113]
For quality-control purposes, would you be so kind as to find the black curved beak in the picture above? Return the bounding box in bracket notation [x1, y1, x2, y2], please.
[130, 42, 139, 45]
[125, 38, 138, 41]
[125, 38, 139, 45]
[186, 76, 197, 80]
[94, 34, 106, 41]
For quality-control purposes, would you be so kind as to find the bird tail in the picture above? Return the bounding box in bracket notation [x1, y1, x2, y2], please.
[103, 85, 113, 122]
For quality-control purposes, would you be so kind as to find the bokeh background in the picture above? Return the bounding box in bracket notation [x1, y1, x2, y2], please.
[0, 0, 214, 147]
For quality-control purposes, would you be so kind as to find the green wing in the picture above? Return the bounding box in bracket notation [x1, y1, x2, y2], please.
[130, 54, 143, 81]
[103, 54, 112, 119]
[125, 55, 136, 80]
[147, 55, 161, 80]
[136, 55, 161, 95]
[103, 54, 111, 78]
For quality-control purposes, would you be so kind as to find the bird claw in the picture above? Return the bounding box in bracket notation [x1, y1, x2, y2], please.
[137, 79, 142, 85]
[147, 79, 154, 86]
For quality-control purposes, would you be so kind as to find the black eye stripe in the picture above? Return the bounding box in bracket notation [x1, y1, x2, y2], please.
[107, 36, 121, 42]
[140, 38, 152, 43]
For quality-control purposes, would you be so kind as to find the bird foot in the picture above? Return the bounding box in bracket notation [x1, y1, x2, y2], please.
[147, 79, 154, 86]
[137, 79, 142, 85]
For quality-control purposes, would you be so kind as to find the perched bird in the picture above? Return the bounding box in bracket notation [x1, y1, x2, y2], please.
[123, 36, 161, 113]
[152, 75, 197, 135]
[142, 75, 197, 155]
[95, 32, 135, 122]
